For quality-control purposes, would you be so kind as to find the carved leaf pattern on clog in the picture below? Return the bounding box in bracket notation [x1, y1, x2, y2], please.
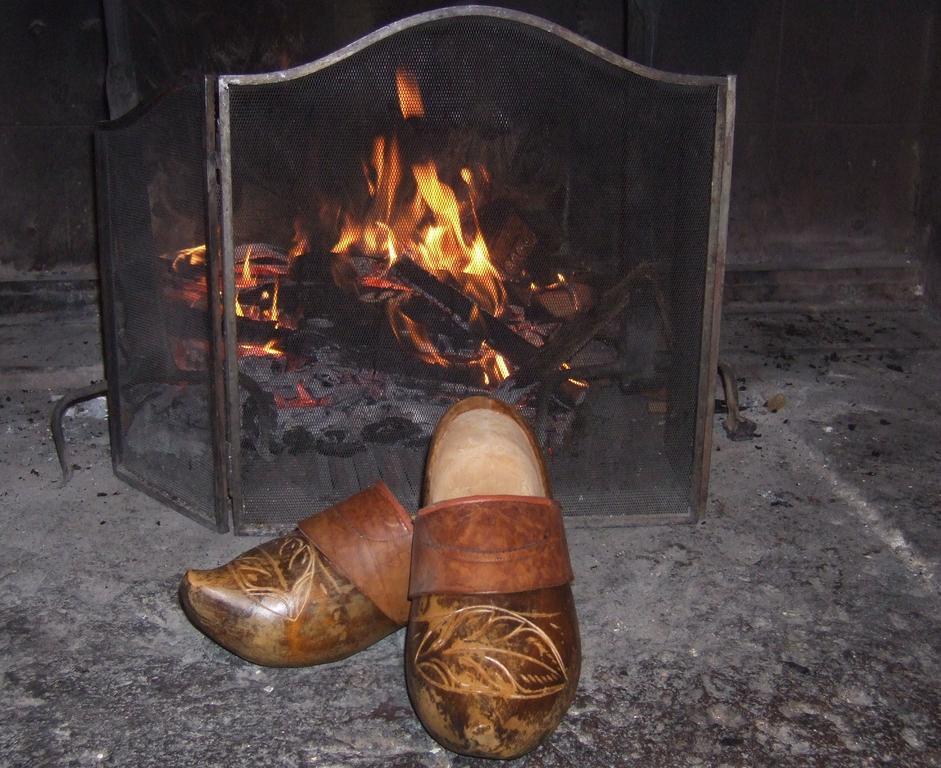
[227, 534, 320, 621]
[414, 605, 567, 699]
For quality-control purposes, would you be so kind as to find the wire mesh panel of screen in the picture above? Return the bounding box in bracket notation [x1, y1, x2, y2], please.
[220, 9, 730, 533]
[96, 81, 224, 530]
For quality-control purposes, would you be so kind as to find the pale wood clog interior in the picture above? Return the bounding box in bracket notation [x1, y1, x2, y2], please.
[426, 408, 547, 503]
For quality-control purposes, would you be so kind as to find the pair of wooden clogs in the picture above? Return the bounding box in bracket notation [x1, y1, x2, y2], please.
[179, 397, 580, 760]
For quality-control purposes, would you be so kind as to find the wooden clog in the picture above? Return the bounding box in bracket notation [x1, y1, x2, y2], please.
[180, 482, 412, 667]
[405, 397, 580, 759]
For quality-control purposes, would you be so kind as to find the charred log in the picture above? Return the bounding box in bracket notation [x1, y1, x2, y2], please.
[388, 257, 539, 365]
[514, 262, 656, 385]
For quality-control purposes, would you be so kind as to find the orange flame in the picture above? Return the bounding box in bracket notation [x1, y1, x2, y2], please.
[374, 136, 401, 224]
[475, 344, 512, 386]
[333, 213, 361, 256]
[241, 245, 253, 285]
[324, 66, 509, 375]
[331, 134, 409, 264]
[395, 69, 425, 118]
[462, 234, 506, 316]
[269, 279, 280, 323]
[237, 339, 281, 358]
[386, 297, 450, 368]
[288, 219, 310, 259]
[172, 244, 207, 272]
[411, 161, 506, 316]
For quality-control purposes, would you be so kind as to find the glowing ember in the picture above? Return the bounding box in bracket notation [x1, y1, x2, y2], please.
[274, 381, 331, 409]
[560, 362, 588, 389]
[237, 339, 282, 358]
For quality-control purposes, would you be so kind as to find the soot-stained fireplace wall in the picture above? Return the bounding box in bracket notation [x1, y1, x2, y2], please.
[96, 8, 734, 534]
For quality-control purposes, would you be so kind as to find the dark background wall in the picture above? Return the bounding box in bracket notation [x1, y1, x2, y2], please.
[0, 0, 106, 272]
[646, 0, 937, 268]
[920, 7, 941, 309]
[1, 0, 939, 304]
[0, 0, 623, 273]
[111, 0, 624, 113]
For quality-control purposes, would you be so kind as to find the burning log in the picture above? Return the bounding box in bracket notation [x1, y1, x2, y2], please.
[388, 257, 540, 365]
[387, 257, 591, 408]
[514, 262, 657, 385]
[533, 279, 594, 320]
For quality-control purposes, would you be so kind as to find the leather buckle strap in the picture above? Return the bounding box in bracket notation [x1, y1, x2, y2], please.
[409, 496, 573, 598]
[298, 482, 413, 625]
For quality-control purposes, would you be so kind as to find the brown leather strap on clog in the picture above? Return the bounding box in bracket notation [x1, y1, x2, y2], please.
[298, 482, 413, 625]
[409, 496, 573, 598]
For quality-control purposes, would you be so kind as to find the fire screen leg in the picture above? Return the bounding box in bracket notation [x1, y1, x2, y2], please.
[50, 382, 109, 483]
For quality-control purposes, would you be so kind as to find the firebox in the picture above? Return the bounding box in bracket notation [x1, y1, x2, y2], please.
[95, 7, 734, 534]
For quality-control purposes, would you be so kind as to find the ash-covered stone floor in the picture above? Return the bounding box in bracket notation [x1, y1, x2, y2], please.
[1, 306, 940, 767]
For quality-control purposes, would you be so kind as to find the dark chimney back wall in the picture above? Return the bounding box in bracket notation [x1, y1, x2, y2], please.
[1, 0, 106, 272]
[920, 6, 941, 310]
[114, 0, 625, 114]
[2, 0, 940, 311]
[0, 0, 625, 275]
[650, 0, 936, 271]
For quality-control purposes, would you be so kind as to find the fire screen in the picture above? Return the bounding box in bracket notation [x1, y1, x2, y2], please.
[96, 80, 226, 529]
[96, 8, 734, 534]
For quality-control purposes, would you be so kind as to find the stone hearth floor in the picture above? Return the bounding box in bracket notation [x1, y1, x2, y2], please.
[1, 305, 939, 767]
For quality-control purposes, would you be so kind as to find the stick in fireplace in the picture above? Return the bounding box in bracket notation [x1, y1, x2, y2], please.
[387, 257, 540, 364]
[513, 262, 657, 385]
[387, 257, 596, 408]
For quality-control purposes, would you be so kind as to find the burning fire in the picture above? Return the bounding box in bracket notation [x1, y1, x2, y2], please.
[172, 244, 207, 272]
[288, 217, 310, 259]
[166, 244, 211, 308]
[237, 339, 281, 358]
[268, 279, 281, 323]
[164, 67, 562, 393]
[385, 296, 450, 368]
[166, 239, 296, 361]
[241, 244, 254, 284]
[327, 66, 511, 384]
[475, 344, 512, 386]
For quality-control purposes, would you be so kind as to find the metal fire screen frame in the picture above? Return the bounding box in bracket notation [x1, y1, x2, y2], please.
[97, 6, 735, 534]
[97, 78, 231, 532]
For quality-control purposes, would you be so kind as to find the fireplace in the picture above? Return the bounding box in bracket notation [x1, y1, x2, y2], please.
[95, 7, 734, 534]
